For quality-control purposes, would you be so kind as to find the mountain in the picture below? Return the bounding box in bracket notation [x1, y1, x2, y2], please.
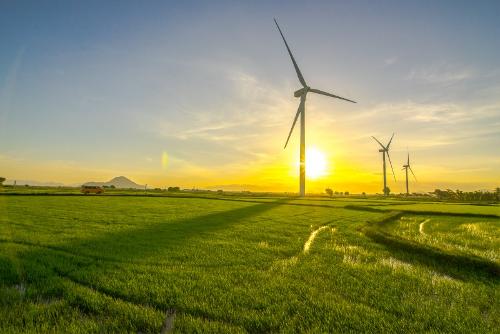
[83, 176, 144, 189]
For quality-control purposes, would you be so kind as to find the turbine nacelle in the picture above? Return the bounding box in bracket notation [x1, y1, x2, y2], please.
[294, 87, 310, 97]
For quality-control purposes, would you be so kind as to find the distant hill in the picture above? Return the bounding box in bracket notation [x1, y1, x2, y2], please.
[83, 176, 144, 189]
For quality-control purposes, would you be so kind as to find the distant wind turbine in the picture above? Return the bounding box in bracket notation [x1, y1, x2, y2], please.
[274, 18, 356, 197]
[372, 133, 396, 196]
[402, 152, 417, 195]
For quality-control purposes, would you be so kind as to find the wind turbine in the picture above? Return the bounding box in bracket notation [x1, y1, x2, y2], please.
[274, 18, 356, 197]
[402, 152, 417, 195]
[372, 133, 396, 196]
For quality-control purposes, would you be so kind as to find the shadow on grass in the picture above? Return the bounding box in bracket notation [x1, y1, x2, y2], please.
[2, 198, 293, 331]
[345, 204, 500, 218]
[362, 216, 500, 282]
[2, 192, 414, 212]
[20, 198, 292, 262]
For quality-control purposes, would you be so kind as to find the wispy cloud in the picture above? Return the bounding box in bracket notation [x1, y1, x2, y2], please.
[407, 62, 475, 85]
[150, 68, 295, 145]
[0, 46, 26, 122]
[349, 100, 499, 124]
[384, 56, 398, 66]
[171, 122, 243, 141]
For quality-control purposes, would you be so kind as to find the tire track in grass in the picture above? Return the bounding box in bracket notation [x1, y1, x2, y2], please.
[303, 226, 335, 254]
[362, 212, 500, 280]
[61, 276, 166, 332]
[44, 266, 178, 333]
[0, 238, 131, 264]
[60, 270, 245, 332]
[161, 309, 176, 334]
[272, 226, 335, 270]
[14, 251, 167, 332]
[271, 223, 408, 322]
[419, 219, 430, 234]
[31, 257, 246, 333]
[0, 239, 245, 270]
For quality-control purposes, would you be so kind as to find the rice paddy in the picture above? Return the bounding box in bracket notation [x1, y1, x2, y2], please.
[0, 194, 498, 333]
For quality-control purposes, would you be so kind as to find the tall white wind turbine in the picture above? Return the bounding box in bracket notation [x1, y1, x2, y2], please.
[402, 152, 417, 195]
[372, 133, 396, 196]
[274, 18, 356, 196]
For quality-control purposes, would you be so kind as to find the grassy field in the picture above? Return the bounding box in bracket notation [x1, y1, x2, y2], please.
[0, 194, 499, 333]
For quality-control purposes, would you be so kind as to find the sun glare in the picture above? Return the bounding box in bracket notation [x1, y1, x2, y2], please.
[161, 152, 169, 170]
[306, 148, 327, 179]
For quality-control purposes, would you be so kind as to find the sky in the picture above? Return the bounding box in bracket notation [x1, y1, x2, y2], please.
[1, 0, 499, 193]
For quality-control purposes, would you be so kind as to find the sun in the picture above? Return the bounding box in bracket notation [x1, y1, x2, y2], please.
[306, 147, 327, 179]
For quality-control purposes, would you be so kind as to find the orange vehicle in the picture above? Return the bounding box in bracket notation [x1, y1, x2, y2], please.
[81, 185, 104, 194]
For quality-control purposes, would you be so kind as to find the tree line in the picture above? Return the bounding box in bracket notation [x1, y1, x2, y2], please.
[432, 188, 500, 202]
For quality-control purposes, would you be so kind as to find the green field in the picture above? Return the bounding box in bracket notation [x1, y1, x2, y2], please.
[0, 194, 499, 333]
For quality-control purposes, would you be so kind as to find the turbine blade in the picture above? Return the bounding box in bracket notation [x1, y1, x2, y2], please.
[274, 18, 307, 88]
[371, 136, 385, 150]
[387, 152, 396, 182]
[284, 97, 305, 149]
[386, 133, 395, 150]
[407, 152, 410, 165]
[409, 166, 417, 181]
[309, 88, 356, 103]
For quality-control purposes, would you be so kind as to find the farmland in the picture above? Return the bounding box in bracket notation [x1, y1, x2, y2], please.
[0, 194, 499, 333]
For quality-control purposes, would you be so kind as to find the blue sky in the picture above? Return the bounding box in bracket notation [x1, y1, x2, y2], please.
[1, 1, 499, 192]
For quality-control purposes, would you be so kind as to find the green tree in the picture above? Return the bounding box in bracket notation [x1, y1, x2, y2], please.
[325, 188, 333, 197]
[0, 177, 5, 186]
[384, 187, 391, 196]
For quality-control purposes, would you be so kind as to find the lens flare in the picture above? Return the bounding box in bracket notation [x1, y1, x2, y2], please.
[161, 152, 168, 170]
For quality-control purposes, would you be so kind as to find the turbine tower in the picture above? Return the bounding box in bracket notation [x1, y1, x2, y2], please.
[274, 18, 356, 196]
[402, 152, 417, 195]
[372, 133, 396, 196]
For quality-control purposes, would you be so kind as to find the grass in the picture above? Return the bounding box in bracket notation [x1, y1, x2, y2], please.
[0, 194, 499, 333]
[370, 202, 500, 216]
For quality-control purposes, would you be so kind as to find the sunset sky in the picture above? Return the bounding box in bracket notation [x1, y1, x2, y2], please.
[1, 1, 499, 193]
